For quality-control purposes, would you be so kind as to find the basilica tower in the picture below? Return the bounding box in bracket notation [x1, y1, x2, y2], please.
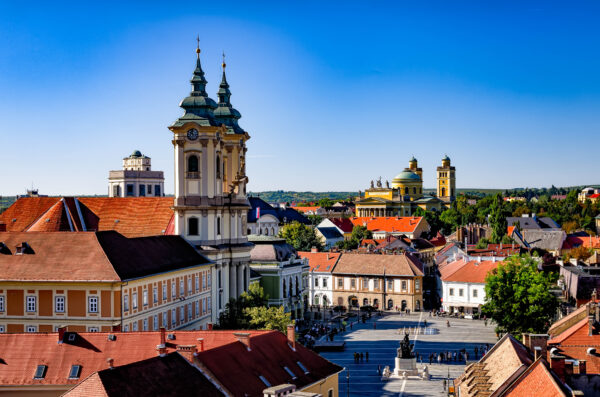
[169, 43, 252, 324]
[436, 155, 456, 203]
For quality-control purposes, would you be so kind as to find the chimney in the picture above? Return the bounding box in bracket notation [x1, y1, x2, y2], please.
[207, 323, 213, 330]
[176, 345, 197, 362]
[156, 343, 167, 356]
[534, 346, 542, 361]
[160, 327, 166, 346]
[565, 360, 574, 377]
[107, 358, 114, 369]
[311, 246, 318, 253]
[196, 338, 205, 352]
[550, 354, 566, 382]
[0, 222, 6, 232]
[287, 324, 296, 350]
[234, 332, 251, 351]
[58, 326, 67, 343]
[578, 360, 587, 375]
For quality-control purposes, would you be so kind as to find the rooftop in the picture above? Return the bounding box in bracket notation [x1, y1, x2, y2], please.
[333, 252, 423, 277]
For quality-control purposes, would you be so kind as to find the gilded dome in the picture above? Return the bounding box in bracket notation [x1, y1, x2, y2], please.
[392, 170, 420, 183]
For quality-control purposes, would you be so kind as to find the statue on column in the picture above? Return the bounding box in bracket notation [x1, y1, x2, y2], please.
[398, 333, 414, 359]
[386, 180, 390, 189]
[370, 180, 374, 188]
[377, 177, 382, 188]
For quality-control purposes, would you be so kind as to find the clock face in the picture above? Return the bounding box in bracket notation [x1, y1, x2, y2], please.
[187, 128, 199, 140]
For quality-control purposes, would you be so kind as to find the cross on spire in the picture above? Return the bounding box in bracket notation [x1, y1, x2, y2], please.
[196, 36, 201, 57]
[222, 51, 226, 69]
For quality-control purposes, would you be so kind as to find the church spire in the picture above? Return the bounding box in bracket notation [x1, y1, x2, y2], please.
[214, 52, 244, 134]
[171, 38, 218, 128]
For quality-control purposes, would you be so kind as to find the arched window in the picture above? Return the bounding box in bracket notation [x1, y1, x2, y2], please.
[216, 217, 221, 236]
[265, 228, 269, 236]
[413, 187, 417, 194]
[216, 155, 221, 179]
[363, 298, 369, 306]
[388, 299, 393, 309]
[441, 187, 446, 197]
[187, 155, 199, 172]
[314, 296, 320, 305]
[282, 279, 286, 298]
[271, 227, 275, 236]
[404, 187, 409, 195]
[188, 217, 199, 236]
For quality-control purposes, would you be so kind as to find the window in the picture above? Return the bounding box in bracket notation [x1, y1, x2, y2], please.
[0, 295, 4, 312]
[401, 280, 407, 291]
[188, 217, 199, 236]
[143, 290, 148, 306]
[202, 274, 207, 289]
[473, 289, 478, 298]
[68, 365, 81, 379]
[162, 284, 167, 300]
[143, 318, 148, 331]
[88, 327, 99, 332]
[258, 375, 271, 387]
[124, 294, 129, 311]
[148, 184, 152, 195]
[153, 287, 158, 303]
[188, 303, 192, 318]
[34, 365, 47, 379]
[180, 306, 185, 322]
[323, 278, 328, 288]
[55, 296, 65, 313]
[195, 275, 199, 292]
[217, 217, 221, 235]
[296, 361, 309, 374]
[88, 296, 98, 313]
[126, 184, 134, 196]
[459, 289, 464, 297]
[449, 288, 454, 296]
[162, 312, 167, 328]
[171, 281, 176, 298]
[0, 325, 4, 333]
[153, 315, 158, 330]
[180, 280, 184, 296]
[207, 273, 212, 288]
[388, 280, 394, 291]
[328, 390, 333, 397]
[26, 325, 36, 333]
[195, 301, 200, 316]
[124, 324, 129, 332]
[188, 278, 192, 295]
[362, 277, 369, 289]
[202, 299, 207, 314]
[283, 366, 297, 379]
[216, 155, 221, 179]
[314, 278, 319, 288]
[155, 185, 161, 196]
[373, 279, 379, 289]
[338, 278, 343, 288]
[26, 296, 36, 313]
[132, 292, 138, 309]
[132, 322, 138, 331]
[350, 279, 356, 288]
[187, 155, 199, 173]
[139, 184, 145, 196]
[415, 279, 420, 291]
[207, 297, 211, 312]
[171, 309, 176, 326]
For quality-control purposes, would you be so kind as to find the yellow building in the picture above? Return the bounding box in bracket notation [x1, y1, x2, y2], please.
[355, 157, 446, 217]
[436, 155, 456, 203]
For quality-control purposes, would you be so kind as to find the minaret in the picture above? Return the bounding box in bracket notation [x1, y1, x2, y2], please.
[436, 155, 456, 202]
[169, 40, 252, 325]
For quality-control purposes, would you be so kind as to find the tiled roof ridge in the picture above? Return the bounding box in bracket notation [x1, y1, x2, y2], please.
[548, 304, 590, 338]
[23, 198, 65, 232]
[92, 231, 123, 282]
[497, 357, 569, 397]
[548, 318, 589, 344]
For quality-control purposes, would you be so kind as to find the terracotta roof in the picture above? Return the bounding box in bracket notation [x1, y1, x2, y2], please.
[329, 218, 354, 233]
[332, 253, 423, 276]
[292, 206, 321, 213]
[64, 353, 224, 397]
[0, 231, 209, 282]
[563, 235, 600, 250]
[194, 331, 343, 396]
[298, 251, 341, 273]
[501, 358, 568, 397]
[466, 244, 523, 257]
[0, 197, 175, 238]
[548, 304, 588, 339]
[0, 330, 270, 387]
[507, 225, 516, 236]
[429, 232, 446, 247]
[441, 259, 501, 284]
[349, 216, 424, 234]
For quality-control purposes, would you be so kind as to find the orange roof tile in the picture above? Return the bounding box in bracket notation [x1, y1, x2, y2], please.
[292, 206, 321, 213]
[502, 358, 568, 397]
[298, 251, 341, 273]
[441, 259, 501, 283]
[350, 216, 424, 234]
[332, 252, 423, 276]
[0, 197, 61, 232]
[26, 199, 73, 232]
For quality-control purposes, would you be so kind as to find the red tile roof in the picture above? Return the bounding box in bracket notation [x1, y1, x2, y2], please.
[429, 232, 446, 247]
[502, 358, 568, 397]
[298, 251, 341, 273]
[547, 317, 600, 373]
[563, 235, 600, 250]
[292, 206, 321, 213]
[350, 216, 424, 234]
[332, 252, 423, 276]
[195, 331, 342, 396]
[0, 197, 175, 238]
[0, 330, 270, 387]
[441, 259, 501, 283]
[329, 218, 354, 233]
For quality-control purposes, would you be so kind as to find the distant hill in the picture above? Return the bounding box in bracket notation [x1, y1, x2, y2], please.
[0, 196, 16, 214]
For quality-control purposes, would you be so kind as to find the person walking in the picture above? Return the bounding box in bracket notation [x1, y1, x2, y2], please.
[360, 352, 364, 362]
[429, 353, 433, 365]
[366, 352, 369, 362]
[437, 354, 442, 364]
[446, 320, 450, 327]
[378, 365, 381, 376]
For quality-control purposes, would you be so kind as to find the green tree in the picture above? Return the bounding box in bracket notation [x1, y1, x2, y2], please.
[317, 198, 334, 207]
[245, 306, 292, 332]
[440, 208, 460, 235]
[489, 194, 507, 244]
[335, 225, 373, 250]
[279, 221, 323, 251]
[482, 255, 559, 336]
[216, 283, 268, 329]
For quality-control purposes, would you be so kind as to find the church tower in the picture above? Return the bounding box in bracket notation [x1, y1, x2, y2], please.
[436, 155, 456, 202]
[169, 42, 251, 324]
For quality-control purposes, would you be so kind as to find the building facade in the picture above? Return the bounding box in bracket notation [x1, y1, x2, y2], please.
[0, 231, 212, 333]
[436, 155, 456, 203]
[332, 253, 424, 311]
[169, 45, 253, 323]
[299, 250, 341, 308]
[108, 150, 165, 197]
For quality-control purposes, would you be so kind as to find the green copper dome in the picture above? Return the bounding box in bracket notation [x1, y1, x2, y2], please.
[410, 156, 417, 162]
[131, 150, 142, 157]
[443, 154, 451, 161]
[392, 170, 420, 182]
[214, 66, 245, 134]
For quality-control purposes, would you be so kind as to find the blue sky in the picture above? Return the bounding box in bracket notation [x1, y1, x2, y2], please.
[1, 1, 599, 195]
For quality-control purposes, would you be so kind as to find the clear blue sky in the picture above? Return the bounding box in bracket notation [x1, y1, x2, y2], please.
[1, 1, 599, 196]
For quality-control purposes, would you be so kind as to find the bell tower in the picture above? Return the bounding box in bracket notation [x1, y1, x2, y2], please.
[436, 155, 456, 203]
[169, 41, 252, 324]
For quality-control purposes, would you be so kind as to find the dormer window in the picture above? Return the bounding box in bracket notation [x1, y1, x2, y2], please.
[15, 242, 33, 255]
[283, 366, 297, 379]
[258, 375, 271, 387]
[68, 365, 81, 379]
[0, 242, 11, 255]
[296, 361, 309, 374]
[33, 365, 47, 379]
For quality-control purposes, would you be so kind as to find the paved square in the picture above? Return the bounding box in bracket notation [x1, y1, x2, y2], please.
[319, 312, 497, 396]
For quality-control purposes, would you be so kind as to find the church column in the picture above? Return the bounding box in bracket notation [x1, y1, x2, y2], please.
[238, 264, 245, 296]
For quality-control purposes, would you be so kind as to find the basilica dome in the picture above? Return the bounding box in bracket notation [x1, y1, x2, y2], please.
[392, 170, 420, 183]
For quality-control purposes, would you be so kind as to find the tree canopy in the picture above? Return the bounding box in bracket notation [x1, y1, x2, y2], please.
[482, 255, 559, 336]
[335, 225, 372, 250]
[279, 221, 323, 251]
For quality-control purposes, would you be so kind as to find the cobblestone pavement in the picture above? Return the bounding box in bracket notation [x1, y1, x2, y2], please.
[319, 312, 498, 396]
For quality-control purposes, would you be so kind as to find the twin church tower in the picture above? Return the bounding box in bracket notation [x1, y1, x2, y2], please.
[169, 43, 251, 320]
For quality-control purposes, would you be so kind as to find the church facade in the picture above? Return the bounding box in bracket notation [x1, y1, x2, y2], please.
[355, 156, 455, 217]
[169, 44, 252, 324]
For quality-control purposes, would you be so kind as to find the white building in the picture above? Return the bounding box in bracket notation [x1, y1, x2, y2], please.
[247, 197, 311, 236]
[298, 250, 341, 308]
[439, 258, 501, 316]
[108, 150, 165, 197]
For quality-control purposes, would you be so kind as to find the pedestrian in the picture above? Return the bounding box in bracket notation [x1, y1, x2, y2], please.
[378, 365, 381, 376]
[360, 352, 364, 362]
[350, 323, 353, 330]
[366, 351, 369, 362]
[437, 354, 442, 364]
[429, 353, 433, 365]
[474, 346, 478, 358]
[446, 320, 450, 327]
[373, 322, 376, 330]
[465, 352, 469, 362]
